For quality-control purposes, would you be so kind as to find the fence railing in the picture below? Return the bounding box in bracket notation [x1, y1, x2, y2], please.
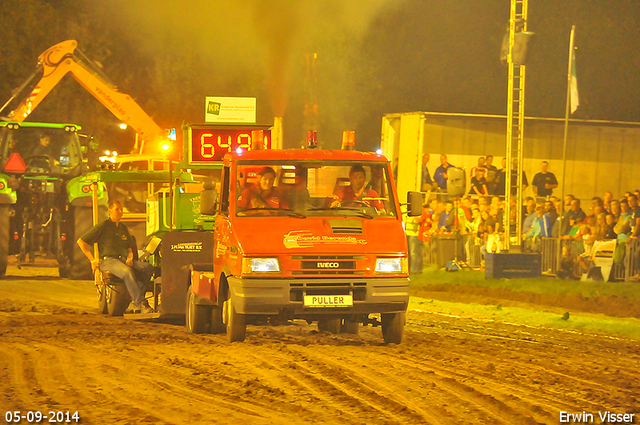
[422, 235, 640, 281]
[538, 238, 639, 280]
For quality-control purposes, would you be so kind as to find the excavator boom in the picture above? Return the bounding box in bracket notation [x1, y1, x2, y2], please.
[4, 40, 164, 154]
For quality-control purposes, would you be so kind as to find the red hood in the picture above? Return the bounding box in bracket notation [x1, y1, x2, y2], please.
[231, 216, 407, 256]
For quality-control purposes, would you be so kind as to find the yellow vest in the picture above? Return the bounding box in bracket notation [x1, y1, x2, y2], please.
[404, 215, 421, 237]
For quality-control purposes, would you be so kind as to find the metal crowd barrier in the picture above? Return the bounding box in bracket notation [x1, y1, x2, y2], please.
[422, 235, 640, 281]
[622, 238, 640, 280]
[422, 234, 483, 268]
[539, 237, 640, 281]
[539, 238, 584, 277]
[463, 234, 483, 268]
[423, 238, 437, 266]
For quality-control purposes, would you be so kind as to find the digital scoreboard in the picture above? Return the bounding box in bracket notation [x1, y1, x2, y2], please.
[188, 125, 272, 164]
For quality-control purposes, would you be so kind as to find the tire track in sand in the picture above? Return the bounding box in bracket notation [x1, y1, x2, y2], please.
[247, 343, 433, 425]
[56, 339, 317, 425]
[285, 344, 524, 425]
[0, 344, 58, 411]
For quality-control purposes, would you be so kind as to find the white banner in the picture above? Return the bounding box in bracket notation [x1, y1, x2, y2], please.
[205, 97, 256, 123]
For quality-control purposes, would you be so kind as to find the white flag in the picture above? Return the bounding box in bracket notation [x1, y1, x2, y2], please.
[570, 48, 579, 114]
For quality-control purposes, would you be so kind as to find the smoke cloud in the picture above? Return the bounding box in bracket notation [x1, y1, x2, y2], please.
[106, 0, 403, 145]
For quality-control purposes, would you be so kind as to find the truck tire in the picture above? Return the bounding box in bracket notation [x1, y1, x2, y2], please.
[224, 296, 246, 342]
[318, 318, 341, 334]
[68, 207, 94, 280]
[186, 285, 209, 334]
[106, 283, 131, 316]
[0, 206, 9, 278]
[381, 312, 405, 344]
[209, 306, 226, 334]
[341, 318, 360, 335]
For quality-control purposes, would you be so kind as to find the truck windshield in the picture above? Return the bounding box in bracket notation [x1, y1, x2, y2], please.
[0, 126, 82, 172]
[235, 161, 398, 218]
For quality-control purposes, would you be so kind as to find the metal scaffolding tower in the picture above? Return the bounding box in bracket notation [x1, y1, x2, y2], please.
[503, 0, 528, 251]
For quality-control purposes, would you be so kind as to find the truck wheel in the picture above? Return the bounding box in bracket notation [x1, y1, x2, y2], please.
[0, 206, 9, 278]
[341, 318, 360, 335]
[318, 318, 341, 334]
[381, 312, 405, 344]
[223, 297, 246, 342]
[106, 283, 131, 316]
[186, 285, 210, 334]
[209, 305, 226, 334]
[68, 207, 94, 280]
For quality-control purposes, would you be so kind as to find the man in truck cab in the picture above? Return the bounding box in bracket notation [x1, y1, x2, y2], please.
[332, 165, 384, 211]
[237, 166, 289, 210]
[77, 200, 154, 313]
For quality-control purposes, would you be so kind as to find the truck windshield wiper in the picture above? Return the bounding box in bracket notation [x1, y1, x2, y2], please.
[307, 207, 374, 219]
[237, 207, 306, 218]
[278, 208, 307, 218]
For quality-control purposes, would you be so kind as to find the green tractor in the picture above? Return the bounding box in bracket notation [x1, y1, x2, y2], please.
[0, 122, 107, 278]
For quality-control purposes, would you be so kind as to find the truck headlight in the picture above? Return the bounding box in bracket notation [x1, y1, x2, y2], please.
[242, 258, 280, 274]
[375, 257, 408, 274]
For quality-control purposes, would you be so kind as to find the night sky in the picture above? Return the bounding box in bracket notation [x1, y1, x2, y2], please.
[0, 0, 638, 153]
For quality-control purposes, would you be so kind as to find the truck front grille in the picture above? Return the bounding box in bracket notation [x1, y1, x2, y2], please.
[290, 255, 364, 275]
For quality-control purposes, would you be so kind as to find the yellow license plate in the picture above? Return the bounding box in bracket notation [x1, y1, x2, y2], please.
[303, 295, 353, 308]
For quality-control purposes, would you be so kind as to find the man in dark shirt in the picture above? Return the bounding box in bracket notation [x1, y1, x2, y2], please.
[468, 168, 488, 196]
[31, 134, 52, 157]
[77, 200, 154, 313]
[485, 155, 499, 195]
[544, 200, 559, 223]
[495, 157, 528, 197]
[531, 161, 558, 199]
[628, 194, 640, 237]
[438, 200, 455, 232]
[421, 153, 436, 192]
[568, 199, 587, 226]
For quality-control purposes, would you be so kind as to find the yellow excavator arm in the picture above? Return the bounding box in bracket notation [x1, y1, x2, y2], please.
[4, 40, 165, 154]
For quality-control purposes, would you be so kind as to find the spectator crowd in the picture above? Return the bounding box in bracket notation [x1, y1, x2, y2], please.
[407, 153, 640, 281]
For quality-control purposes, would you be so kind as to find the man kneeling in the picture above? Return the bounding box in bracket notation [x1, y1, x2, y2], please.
[77, 200, 154, 313]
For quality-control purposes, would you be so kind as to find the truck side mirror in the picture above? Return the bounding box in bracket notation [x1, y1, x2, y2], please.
[200, 180, 218, 215]
[407, 191, 422, 216]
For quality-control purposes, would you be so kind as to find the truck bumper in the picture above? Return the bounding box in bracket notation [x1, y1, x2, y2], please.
[226, 276, 410, 317]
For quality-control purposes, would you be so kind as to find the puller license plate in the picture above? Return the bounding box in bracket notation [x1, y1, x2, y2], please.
[303, 295, 353, 308]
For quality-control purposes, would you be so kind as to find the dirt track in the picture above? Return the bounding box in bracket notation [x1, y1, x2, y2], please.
[1, 264, 639, 425]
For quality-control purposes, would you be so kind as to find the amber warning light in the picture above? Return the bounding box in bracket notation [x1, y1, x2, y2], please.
[306, 130, 318, 149]
[251, 130, 264, 150]
[342, 131, 355, 150]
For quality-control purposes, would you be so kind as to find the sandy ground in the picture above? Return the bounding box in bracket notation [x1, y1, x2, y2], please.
[1, 263, 639, 425]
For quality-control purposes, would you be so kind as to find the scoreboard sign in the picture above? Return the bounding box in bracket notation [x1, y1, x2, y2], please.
[188, 125, 272, 165]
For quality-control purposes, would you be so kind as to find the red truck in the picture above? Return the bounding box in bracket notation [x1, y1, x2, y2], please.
[182, 135, 420, 344]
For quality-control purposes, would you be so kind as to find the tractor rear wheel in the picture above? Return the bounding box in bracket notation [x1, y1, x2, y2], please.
[68, 207, 94, 280]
